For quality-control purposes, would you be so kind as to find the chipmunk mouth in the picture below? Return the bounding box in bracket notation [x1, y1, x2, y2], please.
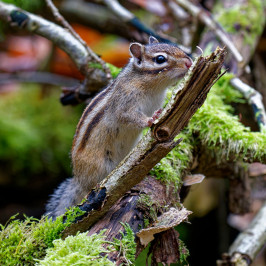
[174, 69, 188, 79]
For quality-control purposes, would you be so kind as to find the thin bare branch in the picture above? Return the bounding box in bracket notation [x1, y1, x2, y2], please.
[102, 0, 134, 21]
[230, 78, 266, 131]
[101, 0, 178, 46]
[0, 2, 110, 99]
[173, 0, 244, 65]
[45, 0, 111, 80]
[0, 71, 79, 87]
[218, 201, 266, 265]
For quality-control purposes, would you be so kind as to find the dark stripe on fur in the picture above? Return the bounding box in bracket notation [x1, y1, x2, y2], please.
[73, 84, 113, 148]
[78, 107, 106, 151]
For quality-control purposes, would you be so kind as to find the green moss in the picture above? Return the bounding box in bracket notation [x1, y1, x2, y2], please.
[150, 132, 194, 187]
[0, 206, 88, 265]
[0, 215, 63, 265]
[178, 239, 190, 265]
[150, 73, 266, 188]
[36, 231, 114, 265]
[216, 0, 265, 45]
[106, 63, 121, 78]
[113, 223, 136, 265]
[137, 194, 158, 226]
[188, 73, 266, 163]
[88, 63, 121, 79]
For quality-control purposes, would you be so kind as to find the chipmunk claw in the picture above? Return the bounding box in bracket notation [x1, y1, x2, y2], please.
[147, 108, 163, 127]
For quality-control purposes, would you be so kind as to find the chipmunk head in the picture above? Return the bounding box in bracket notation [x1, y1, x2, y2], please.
[129, 36, 192, 86]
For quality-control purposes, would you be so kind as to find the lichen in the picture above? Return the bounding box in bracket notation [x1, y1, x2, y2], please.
[215, 0, 265, 45]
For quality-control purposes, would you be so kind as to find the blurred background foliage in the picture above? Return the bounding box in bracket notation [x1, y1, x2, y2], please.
[0, 86, 82, 221]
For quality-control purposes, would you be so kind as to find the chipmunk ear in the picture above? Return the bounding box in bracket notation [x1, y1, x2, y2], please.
[129, 43, 144, 65]
[149, 36, 159, 44]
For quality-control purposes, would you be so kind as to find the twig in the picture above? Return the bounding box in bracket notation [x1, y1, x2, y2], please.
[173, 0, 244, 65]
[62, 47, 226, 237]
[45, 0, 111, 80]
[168, 0, 195, 49]
[0, 2, 109, 99]
[218, 201, 266, 265]
[60, 1, 133, 41]
[101, 0, 179, 46]
[0, 71, 79, 87]
[230, 78, 266, 131]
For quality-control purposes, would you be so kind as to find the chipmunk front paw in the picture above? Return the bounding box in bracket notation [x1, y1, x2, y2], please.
[147, 108, 163, 127]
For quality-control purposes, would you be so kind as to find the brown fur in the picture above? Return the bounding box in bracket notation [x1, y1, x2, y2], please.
[45, 37, 192, 218]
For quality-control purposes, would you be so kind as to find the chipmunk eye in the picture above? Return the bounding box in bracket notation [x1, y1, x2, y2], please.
[155, 55, 166, 64]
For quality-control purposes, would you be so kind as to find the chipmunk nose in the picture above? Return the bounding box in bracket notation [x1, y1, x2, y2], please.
[184, 57, 193, 69]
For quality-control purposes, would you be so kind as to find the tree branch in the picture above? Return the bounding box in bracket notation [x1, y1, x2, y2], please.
[218, 201, 266, 265]
[173, 0, 244, 65]
[230, 78, 266, 131]
[0, 2, 110, 98]
[45, 0, 111, 79]
[101, 0, 182, 47]
[0, 71, 79, 87]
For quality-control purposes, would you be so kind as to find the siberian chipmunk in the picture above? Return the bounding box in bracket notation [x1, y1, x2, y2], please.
[46, 36, 192, 218]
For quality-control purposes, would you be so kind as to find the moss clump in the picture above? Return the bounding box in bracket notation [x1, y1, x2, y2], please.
[36, 231, 114, 266]
[150, 132, 194, 187]
[216, 0, 265, 45]
[113, 223, 136, 265]
[106, 63, 121, 78]
[0, 208, 87, 265]
[88, 63, 121, 79]
[0, 215, 64, 265]
[189, 73, 266, 163]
